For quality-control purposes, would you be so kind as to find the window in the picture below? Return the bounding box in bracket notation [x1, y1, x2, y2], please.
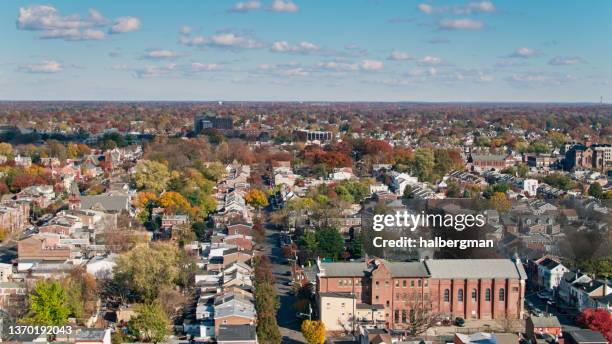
[402, 280, 407, 288]
[341, 303, 345, 308]
[385, 281, 389, 287]
[394, 309, 400, 321]
[402, 310, 407, 323]
[472, 289, 477, 302]
[410, 280, 415, 288]
[395, 280, 399, 287]
[499, 288, 505, 301]
[339, 280, 344, 286]
[458, 289, 464, 302]
[375, 281, 380, 288]
[444, 289, 450, 302]
[396, 293, 400, 300]
[223, 320, 228, 324]
[418, 279, 422, 287]
[375, 295, 379, 301]
[386, 301, 390, 307]
[424, 280, 428, 287]
[485, 288, 491, 301]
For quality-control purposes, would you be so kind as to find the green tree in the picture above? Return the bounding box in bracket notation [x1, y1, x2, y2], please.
[128, 301, 171, 343]
[413, 148, 435, 182]
[23, 280, 70, 326]
[588, 183, 603, 199]
[299, 231, 318, 255]
[315, 227, 344, 259]
[134, 160, 170, 193]
[301, 320, 326, 344]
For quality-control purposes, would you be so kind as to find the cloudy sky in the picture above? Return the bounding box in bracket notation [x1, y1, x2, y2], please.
[1, 0, 611, 102]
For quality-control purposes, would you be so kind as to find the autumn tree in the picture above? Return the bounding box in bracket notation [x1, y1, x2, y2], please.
[112, 243, 180, 302]
[245, 188, 269, 208]
[576, 308, 612, 342]
[134, 160, 170, 193]
[490, 192, 511, 213]
[301, 320, 325, 344]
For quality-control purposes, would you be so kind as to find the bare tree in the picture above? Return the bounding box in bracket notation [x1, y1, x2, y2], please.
[394, 294, 441, 336]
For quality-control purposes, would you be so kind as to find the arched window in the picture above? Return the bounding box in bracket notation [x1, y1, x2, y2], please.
[499, 288, 505, 301]
[472, 289, 477, 302]
[485, 288, 491, 301]
[458, 289, 464, 302]
[444, 289, 450, 302]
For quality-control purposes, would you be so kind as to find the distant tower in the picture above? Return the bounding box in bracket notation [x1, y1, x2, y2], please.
[68, 181, 81, 210]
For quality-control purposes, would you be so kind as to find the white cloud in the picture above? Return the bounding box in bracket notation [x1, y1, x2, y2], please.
[548, 56, 585, 66]
[230, 1, 261, 12]
[407, 67, 437, 77]
[418, 56, 442, 65]
[465, 1, 495, 14]
[477, 72, 495, 82]
[438, 18, 483, 30]
[40, 28, 106, 41]
[179, 26, 192, 34]
[387, 51, 413, 61]
[315, 60, 383, 72]
[418, 1, 495, 15]
[417, 4, 434, 14]
[209, 33, 263, 49]
[16, 5, 113, 41]
[269, 0, 299, 13]
[508, 47, 541, 58]
[190, 62, 221, 72]
[142, 49, 182, 60]
[359, 60, 384, 71]
[109, 17, 141, 34]
[179, 35, 207, 47]
[271, 41, 319, 53]
[19, 60, 62, 73]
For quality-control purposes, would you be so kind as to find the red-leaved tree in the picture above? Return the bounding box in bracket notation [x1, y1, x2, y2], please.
[576, 308, 612, 342]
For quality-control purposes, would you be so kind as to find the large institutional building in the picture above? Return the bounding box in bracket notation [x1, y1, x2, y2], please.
[316, 258, 527, 332]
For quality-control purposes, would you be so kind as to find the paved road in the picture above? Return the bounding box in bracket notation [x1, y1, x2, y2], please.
[264, 226, 306, 344]
[525, 291, 580, 331]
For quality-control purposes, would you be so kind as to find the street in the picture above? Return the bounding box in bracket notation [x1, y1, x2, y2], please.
[264, 225, 307, 344]
[525, 291, 581, 331]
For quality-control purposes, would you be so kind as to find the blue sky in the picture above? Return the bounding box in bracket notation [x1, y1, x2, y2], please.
[1, 0, 611, 102]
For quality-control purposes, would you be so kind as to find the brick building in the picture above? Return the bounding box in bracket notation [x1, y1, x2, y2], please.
[316, 258, 526, 331]
[0, 201, 30, 234]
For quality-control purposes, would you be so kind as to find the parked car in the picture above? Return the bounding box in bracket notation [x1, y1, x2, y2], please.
[537, 291, 553, 301]
[455, 317, 465, 327]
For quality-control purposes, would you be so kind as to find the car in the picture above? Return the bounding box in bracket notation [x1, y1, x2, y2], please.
[537, 291, 553, 300]
[285, 280, 294, 286]
[454, 317, 465, 327]
[532, 308, 544, 317]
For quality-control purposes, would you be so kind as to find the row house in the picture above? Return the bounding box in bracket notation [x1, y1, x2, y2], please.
[16, 185, 56, 208]
[558, 271, 612, 311]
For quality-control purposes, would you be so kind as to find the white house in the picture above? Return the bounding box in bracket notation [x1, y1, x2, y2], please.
[537, 258, 570, 293]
